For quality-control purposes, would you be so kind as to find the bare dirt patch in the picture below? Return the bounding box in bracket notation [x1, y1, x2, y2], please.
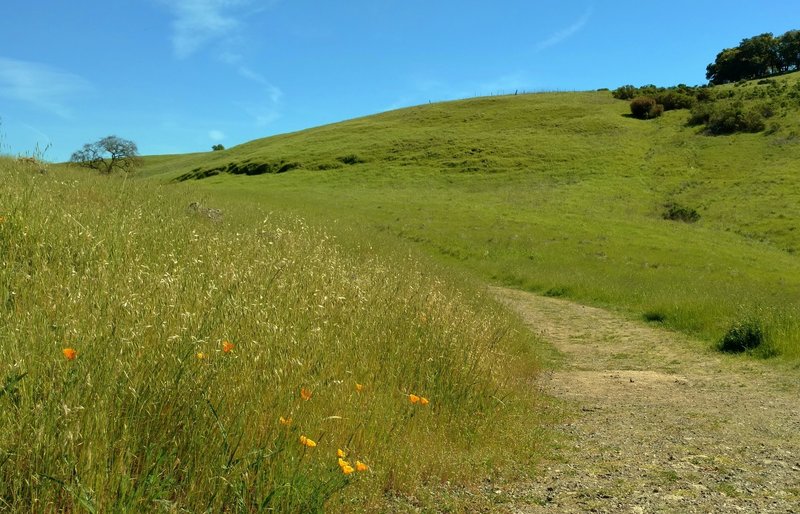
[491, 287, 800, 513]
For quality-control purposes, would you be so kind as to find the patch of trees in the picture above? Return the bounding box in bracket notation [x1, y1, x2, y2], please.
[706, 30, 800, 85]
[612, 63, 800, 134]
[614, 83, 703, 120]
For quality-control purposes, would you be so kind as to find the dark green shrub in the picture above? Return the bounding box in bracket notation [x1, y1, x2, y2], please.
[718, 319, 765, 353]
[643, 311, 666, 323]
[630, 96, 664, 119]
[654, 91, 696, 110]
[694, 88, 715, 102]
[544, 286, 568, 297]
[612, 85, 637, 100]
[706, 103, 765, 134]
[663, 203, 700, 223]
[687, 103, 713, 126]
[337, 154, 365, 165]
[650, 103, 665, 118]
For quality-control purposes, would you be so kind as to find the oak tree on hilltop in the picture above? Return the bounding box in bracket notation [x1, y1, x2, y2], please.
[70, 136, 141, 174]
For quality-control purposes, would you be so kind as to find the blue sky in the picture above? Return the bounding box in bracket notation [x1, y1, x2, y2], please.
[1, 1, 797, 161]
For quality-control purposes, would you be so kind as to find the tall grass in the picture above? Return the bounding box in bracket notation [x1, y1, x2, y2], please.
[0, 160, 546, 511]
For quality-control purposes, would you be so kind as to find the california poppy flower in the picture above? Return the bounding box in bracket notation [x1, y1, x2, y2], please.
[356, 460, 369, 472]
[355, 383, 364, 392]
[299, 435, 316, 448]
[408, 394, 420, 404]
[300, 387, 312, 401]
[222, 340, 234, 353]
[62, 348, 77, 361]
[420, 397, 430, 406]
[279, 416, 292, 426]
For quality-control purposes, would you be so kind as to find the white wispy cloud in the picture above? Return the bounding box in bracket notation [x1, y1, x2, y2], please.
[218, 51, 283, 103]
[535, 5, 593, 52]
[161, 0, 251, 58]
[0, 57, 91, 117]
[209, 129, 226, 141]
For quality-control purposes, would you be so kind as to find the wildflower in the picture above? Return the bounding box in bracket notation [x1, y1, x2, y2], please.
[62, 348, 77, 361]
[300, 387, 312, 401]
[279, 416, 292, 426]
[196, 352, 207, 360]
[222, 340, 234, 353]
[408, 394, 420, 404]
[356, 460, 369, 472]
[337, 448, 347, 458]
[299, 435, 317, 448]
[342, 464, 355, 474]
[355, 383, 364, 392]
[420, 397, 430, 406]
[338, 457, 350, 469]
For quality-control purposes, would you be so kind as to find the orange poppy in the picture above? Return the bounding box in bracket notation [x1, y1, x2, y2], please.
[299, 435, 317, 448]
[300, 387, 312, 401]
[337, 448, 347, 458]
[356, 460, 369, 472]
[408, 394, 420, 404]
[355, 383, 364, 392]
[222, 340, 234, 353]
[342, 464, 355, 474]
[62, 348, 77, 360]
[420, 397, 430, 406]
[279, 416, 292, 426]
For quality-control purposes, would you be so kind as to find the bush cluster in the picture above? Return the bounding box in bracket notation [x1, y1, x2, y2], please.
[689, 101, 767, 134]
[663, 203, 700, 223]
[719, 319, 765, 353]
[630, 96, 664, 119]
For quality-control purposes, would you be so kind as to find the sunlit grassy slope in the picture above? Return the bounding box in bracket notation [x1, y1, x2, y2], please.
[0, 159, 549, 511]
[140, 72, 800, 360]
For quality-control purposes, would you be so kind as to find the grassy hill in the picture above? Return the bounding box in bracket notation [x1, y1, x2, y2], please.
[140, 72, 800, 360]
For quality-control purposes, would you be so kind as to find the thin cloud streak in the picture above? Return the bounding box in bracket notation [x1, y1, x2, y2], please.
[0, 57, 91, 117]
[218, 51, 283, 103]
[535, 6, 593, 52]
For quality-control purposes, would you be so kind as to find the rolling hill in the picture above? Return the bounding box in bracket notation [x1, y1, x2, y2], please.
[139, 71, 800, 359]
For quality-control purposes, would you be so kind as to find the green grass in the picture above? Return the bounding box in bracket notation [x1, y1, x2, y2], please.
[0, 159, 549, 511]
[138, 72, 800, 360]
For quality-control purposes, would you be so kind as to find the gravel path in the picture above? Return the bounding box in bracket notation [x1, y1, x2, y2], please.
[491, 287, 800, 514]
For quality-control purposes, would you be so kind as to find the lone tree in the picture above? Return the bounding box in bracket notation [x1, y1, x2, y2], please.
[70, 136, 141, 174]
[212, 144, 225, 151]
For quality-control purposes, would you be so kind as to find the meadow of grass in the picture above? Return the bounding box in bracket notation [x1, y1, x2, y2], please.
[0, 158, 549, 512]
[139, 72, 800, 361]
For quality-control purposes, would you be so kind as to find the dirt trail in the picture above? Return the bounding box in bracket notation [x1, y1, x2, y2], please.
[491, 287, 800, 514]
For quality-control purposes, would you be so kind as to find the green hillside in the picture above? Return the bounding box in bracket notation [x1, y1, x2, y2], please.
[140, 72, 800, 359]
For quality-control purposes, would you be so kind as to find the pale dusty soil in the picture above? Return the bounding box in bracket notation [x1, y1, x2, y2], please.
[491, 287, 800, 514]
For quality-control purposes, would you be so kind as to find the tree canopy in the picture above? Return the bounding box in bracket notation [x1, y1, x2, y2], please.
[707, 30, 800, 84]
[70, 136, 141, 174]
